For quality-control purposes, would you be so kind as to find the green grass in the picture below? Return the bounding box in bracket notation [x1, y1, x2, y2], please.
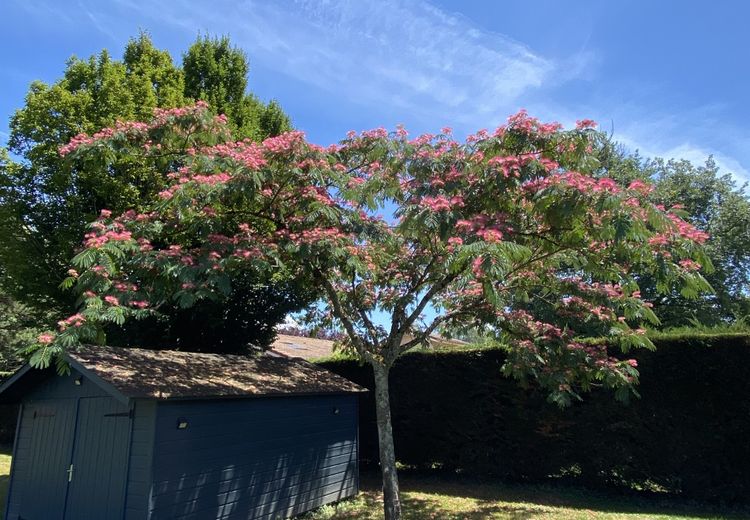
[0, 452, 744, 519]
[303, 473, 749, 520]
[0, 446, 11, 517]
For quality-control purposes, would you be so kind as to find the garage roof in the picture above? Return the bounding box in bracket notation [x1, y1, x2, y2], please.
[0, 345, 365, 403]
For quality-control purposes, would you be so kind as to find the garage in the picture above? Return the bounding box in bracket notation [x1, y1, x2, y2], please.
[0, 346, 364, 520]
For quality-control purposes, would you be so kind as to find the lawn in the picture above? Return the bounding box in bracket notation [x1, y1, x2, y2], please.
[0, 455, 744, 520]
[304, 473, 748, 520]
[0, 447, 11, 517]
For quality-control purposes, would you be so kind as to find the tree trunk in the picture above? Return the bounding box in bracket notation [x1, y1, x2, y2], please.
[372, 362, 402, 520]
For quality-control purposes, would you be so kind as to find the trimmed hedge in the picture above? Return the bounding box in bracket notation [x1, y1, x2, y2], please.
[319, 333, 750, 502]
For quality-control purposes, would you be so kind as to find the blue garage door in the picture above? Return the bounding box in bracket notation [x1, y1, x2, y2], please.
[63, 397, 132, 519]
[7, 397, 131, 520]
[8, 400, 77, 520]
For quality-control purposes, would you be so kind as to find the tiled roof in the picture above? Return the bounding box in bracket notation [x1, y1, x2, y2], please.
[270, 333, 470, 360]
[270, 334, 342, 360]
[67, 345, 365, 400]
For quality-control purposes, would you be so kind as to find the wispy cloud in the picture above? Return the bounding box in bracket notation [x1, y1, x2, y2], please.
[611, 110, 750, 185]
[110, 0, 587, 126]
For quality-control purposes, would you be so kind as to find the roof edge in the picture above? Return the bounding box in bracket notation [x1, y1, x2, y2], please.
[0, 364, 32, 399]
[65, 354, 131, 405]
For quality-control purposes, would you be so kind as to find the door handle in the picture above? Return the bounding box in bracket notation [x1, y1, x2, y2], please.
[67, 464, 74, 482]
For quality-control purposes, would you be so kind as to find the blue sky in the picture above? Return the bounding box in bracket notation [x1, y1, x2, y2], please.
[2, 0, 749, 185]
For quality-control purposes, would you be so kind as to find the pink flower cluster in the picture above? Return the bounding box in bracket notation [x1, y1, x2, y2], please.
[262, 131, 307, 153]
[679, 258, 702, 271]
[58, 313, 85, 331]
[277, 227, 350, 246]
[205, 141, 267, 170]
[456, 214, 507, 243]
[84, 218, 133, 248]
[420, 195, 464, 212]
[487, 154, 537, 178]
[503, 109, 564, 136]
[524, 172, 621, 195]
[575, 119, 598, 129]
[666, 213, 709, 244]
[627, 179, 654, 195]
[38, 333, 55, 344]
[60, 102, 212, 157]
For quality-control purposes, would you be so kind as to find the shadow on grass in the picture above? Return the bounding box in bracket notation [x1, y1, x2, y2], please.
[358, 470, 750, 520]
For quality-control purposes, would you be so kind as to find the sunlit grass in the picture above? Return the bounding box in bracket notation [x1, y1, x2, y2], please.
[304, 473, 748, 520]
[0, 446, 12, 517]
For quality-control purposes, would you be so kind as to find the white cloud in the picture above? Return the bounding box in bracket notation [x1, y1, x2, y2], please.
[616, 128, 750, 187]
[109, 0, 585, 125]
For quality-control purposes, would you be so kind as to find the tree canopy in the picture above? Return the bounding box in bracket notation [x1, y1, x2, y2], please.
[35, 105, 710, 519]
[598, 144, 750, 326]
[0, 33, 298, 355]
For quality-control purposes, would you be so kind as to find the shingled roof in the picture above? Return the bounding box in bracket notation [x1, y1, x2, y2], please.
[270, 333, 470, 360]
[62, 345, 365, 400]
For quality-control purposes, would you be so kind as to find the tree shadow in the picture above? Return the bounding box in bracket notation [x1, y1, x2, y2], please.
[358, 471, 750, 519]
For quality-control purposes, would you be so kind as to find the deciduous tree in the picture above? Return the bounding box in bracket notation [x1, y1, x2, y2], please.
[0, 33, 297, 353]
[36, 107, 709, 519]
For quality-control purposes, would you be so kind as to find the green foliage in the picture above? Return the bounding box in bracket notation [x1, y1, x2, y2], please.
[32, 106, 711, 520]
[598, 141, 750, 326]
[183, 35, 292, 140]
[0, 291, 53, 372]
[320, 332, 750, 502]
[0, 32, 298, 353]
[105, 276, 315, 353]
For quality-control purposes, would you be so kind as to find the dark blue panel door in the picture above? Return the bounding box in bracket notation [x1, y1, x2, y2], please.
[63, 397, 131, 520]
[9, 400, 77, 520]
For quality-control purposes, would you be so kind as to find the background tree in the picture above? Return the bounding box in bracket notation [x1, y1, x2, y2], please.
[598, 141, 750, 326]
[0, 33, 299, 356]
[37, 107, 709, 519]
[182, 35, 290, 140]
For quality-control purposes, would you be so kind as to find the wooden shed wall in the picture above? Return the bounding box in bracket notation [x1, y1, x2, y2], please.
[4, 371, 157, 520]
[5, 370, 108, 520]
[124, 400, 157, 520]
[148, 394, 359, 520]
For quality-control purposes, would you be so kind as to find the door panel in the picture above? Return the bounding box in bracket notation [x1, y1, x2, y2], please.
[11, 400, 77, 520]
[63, 397, 131, 520]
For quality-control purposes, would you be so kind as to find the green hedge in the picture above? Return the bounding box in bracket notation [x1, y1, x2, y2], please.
[319, 333, 750, 502]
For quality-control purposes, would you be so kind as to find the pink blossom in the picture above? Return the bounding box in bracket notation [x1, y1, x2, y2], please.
[476, 228, 503, 243]
[678, 259, 702, 271]
[575, 119, 598, 129]
[347, 177, 366, 188]
[471, 257, 484, 277]
[628, 179, 654, 195]
[104, 295, 119, 306]
[420, 195, 463, 212]
[38, 333, 54, 344]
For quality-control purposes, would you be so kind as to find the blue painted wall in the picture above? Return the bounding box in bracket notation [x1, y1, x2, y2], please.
[5, 369, 360, 520]
[5, 369, 108, 520]
[4, 370, 152, 520]
[124, 400, 157, 520]
[149, 395, 359, 520]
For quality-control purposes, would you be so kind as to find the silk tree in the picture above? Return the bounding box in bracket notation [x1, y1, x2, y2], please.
[34, 105, 710, 520]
